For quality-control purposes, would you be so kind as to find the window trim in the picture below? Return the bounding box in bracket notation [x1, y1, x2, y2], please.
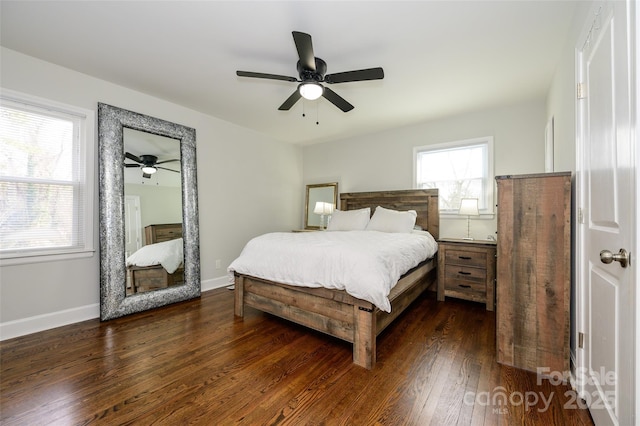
[0, 88, 95, 266]
[413, 136, 495, 217]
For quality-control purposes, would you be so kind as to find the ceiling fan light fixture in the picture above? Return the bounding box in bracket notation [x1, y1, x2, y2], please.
[299, 82, 323, 100]
[141, 166, 157, 175]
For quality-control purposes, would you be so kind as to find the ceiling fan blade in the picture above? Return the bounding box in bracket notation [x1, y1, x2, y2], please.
[125, 152, 142, 163]
[156, 159, 180, 165]
[278, 90, 302, 111]
[324, 67, 384, 84]
[292, 31, 315, 71]
[125, 163, 140, 168]
[157, 166, 180, 173]
[322, 87, 354, 112]
[237, 70, 297, 82]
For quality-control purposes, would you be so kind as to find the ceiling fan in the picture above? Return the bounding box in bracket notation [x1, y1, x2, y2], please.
[236, 31, 384, 112]
[125, 152, 180, 179]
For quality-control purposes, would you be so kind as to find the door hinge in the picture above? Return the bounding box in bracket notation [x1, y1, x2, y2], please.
[579, 332, 584, 349]
[577, 83, 586, 99]
[578, 207, 584, 224]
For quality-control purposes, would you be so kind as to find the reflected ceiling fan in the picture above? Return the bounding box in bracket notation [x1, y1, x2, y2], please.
[125, 152, 179, 179]
[236, 31, 384, 112]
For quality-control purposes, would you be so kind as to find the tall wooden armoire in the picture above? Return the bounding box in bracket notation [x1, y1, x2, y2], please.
[495, 172, 571, 375]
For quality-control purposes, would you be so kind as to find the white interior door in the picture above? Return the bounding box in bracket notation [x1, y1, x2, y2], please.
[576, 1, 635, 425]
[124, 195, 142, 258]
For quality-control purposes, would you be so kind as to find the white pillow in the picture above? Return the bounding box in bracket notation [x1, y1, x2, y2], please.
[326, 207, 371, 231]
[365, 206, 417, 233]
[126, 238, 183, 273]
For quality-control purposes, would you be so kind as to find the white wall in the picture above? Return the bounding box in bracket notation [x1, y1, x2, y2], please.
[302, 99, 549, 240]
[0, 47, 303, 337]
[124, 184, 182, 246]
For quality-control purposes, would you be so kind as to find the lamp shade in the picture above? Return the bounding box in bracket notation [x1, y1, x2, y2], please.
[299, 83, 323, 100]
[314, 201, 334, 215]
[459, 198, 479, 216]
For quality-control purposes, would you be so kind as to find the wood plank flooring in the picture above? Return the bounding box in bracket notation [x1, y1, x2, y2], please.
[1, 289, 594, 425]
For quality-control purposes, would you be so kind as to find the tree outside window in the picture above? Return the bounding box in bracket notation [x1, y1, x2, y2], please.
[414, 137, 493, 214]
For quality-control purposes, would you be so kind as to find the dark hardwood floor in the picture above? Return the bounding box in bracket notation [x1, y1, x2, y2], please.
[1, 288, 593, 425]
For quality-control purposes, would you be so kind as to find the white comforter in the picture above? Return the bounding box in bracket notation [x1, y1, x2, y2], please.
[228, 231, 438, 312]
[126, 238, 183, 274]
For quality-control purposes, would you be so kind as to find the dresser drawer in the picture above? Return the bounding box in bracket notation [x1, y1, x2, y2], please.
[154, 228, 181, 242]
[444, 249, 486, 268]
[444, 265, 487, 288]
[444, 267, 487, 302]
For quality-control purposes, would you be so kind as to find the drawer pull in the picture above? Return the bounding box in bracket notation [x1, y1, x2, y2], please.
[458, 256, 472, 260]
[458, 284, 472, 288]
[458, 271, 471, 275]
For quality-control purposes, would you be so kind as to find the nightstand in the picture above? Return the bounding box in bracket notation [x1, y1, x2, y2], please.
[437, 238, 497, 311]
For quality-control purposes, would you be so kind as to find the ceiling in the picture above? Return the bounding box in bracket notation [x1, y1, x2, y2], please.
[0, 1, 578, 146]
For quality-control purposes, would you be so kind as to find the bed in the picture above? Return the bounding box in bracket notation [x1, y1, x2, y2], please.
[231, 189, 439, 369]
[126, 223, 184, 294]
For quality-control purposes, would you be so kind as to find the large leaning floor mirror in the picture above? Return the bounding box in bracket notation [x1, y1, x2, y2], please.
[98, 103, 200, 320]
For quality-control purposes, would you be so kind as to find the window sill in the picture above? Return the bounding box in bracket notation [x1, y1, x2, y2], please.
[440, 212, 496, 220]
[0, 249, 96, 267]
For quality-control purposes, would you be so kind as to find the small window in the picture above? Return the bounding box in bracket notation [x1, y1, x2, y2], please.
[0, 90, 94, 264]
[414, 137, 494, 215]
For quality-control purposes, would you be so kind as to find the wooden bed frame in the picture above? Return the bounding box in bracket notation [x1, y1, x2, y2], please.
[234, 189, 439, 369]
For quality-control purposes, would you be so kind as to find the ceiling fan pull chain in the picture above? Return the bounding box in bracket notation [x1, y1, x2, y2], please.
[316, 104, 319, 125]
[302, 100, 306, 118]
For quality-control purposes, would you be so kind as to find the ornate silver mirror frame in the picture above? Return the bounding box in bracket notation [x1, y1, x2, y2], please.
[98, 103, 200, 320]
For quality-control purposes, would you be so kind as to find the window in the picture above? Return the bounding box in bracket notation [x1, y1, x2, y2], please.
[414, 137, 494, 215]
[0, 90, 94, 264]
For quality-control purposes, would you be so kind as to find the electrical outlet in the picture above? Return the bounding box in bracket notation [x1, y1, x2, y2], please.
[215, 259, 221, 269]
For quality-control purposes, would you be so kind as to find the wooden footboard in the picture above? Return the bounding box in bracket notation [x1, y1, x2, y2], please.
[127, 265, 184, 294]
[234, 257, 436, 369]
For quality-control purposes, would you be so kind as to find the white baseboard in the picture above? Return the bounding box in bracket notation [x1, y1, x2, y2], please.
[1, 276, 233, 341]
[201, 275, 234, 292]
[0, 303, 100, 341]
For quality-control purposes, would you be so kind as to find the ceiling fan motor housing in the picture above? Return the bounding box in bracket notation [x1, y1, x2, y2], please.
[297, 58, 327, 82]
[139, 154, 158, 166]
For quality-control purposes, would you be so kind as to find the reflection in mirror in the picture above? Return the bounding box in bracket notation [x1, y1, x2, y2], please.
[305, 182, 338, 229]
[98, 103, 200, 321]
[123, 129, 183, 296]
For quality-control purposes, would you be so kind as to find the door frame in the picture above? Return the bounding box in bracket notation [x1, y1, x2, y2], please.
[124, 194, 142, 258]
[634, 2, 639, 421]
[574, 0, 638, 422]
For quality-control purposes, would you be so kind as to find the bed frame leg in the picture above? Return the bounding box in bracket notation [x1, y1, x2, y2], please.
[353, 306, 376, 369]
[234, 275, 244, 317]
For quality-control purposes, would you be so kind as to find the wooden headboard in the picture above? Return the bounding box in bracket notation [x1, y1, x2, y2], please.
[339, 189, 439, 240]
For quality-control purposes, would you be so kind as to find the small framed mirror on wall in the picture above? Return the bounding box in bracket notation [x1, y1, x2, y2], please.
[304, 182, 338, 230]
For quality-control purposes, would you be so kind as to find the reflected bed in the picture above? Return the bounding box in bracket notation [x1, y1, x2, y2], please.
[126, 223, 184, 294]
